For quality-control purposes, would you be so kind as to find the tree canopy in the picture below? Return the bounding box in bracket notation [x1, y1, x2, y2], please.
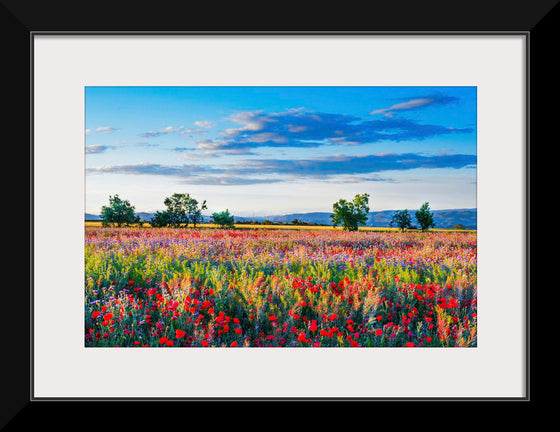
[415, 202, 435, 231]
[211, 209, 235, 229]
[331, 193, 370, 231]
[100, 194, 139, 227]
[390, 209, 412, 232]
[160, 193, 207, 228]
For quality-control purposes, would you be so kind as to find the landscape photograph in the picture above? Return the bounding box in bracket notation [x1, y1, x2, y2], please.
[84, 86, 477, 348]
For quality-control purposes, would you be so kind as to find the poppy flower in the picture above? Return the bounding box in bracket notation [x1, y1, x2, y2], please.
[175, 329, 186, 339]
[92, 311, 101, 319]
[405, 342, 415, 347]
[201, 340, 209, 347]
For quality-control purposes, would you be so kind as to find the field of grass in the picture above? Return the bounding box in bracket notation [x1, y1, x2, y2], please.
[85, 226, 477, 347]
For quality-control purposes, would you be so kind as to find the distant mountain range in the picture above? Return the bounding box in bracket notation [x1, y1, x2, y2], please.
[86, 208, 477, 229]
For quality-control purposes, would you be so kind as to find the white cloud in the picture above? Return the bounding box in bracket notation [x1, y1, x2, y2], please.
[95, 126, 119, 133]
[194, 120, 215, 129]
[371, 98, 434, 116]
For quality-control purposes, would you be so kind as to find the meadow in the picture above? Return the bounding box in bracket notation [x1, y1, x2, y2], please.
[85, 226, 477, 347]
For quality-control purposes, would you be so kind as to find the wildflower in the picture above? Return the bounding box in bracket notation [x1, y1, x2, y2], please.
[92, 311, 101, 319]
[175, 329, 186, 339]
[309, 320, 318, 332]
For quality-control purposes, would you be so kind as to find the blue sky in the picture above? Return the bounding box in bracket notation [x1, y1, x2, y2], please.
[85, 86, 476, 216]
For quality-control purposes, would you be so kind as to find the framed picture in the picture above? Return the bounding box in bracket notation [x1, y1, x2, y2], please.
[5, 0, 551, 425]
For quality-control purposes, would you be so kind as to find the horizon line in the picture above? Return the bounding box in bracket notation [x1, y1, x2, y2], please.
[85, 206, 477, 217]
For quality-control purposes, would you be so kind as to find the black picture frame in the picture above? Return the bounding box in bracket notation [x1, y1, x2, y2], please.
[4, 0, 553, 426]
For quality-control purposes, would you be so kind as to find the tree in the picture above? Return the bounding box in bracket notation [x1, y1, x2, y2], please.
[187, 198, 207, 228]
[211, 209, 235, 229]
[331, 193, 370, 231]
[390, 209, 412, 232]
[163, 193, 207, 228]
[100, 195, 137, 227]
[149, 210, 171, 228]
[453, 223, 466, 230]
[415, 202, 435, 232]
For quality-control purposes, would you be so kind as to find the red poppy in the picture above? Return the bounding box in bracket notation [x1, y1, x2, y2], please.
[235, 328, 242, 335]
[328, 313, 337, 321]
[268, 315, 278, 322]
[406, 342, 415, 347]
[375, 329, 383, 336]
[175, 329, 186, 339]
[230, 341, 238, 347]
[201, 340, 209, 347]
[92, 311, 101, 319]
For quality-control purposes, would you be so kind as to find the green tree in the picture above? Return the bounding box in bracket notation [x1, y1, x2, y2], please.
[211, 209, 235, 229]
[187, 197, 207, 228]
[149, 210, 171, 228]
[415, 202, 435, 232]
[390, 209, 412, 232]
[163, 193, 207, 228]
[331, 193, 370, 231]
[100, 195, 137, 227]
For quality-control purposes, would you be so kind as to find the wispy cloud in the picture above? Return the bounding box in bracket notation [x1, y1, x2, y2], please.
[370, 94, 459, 117]
[95, 126, 120, 134]
[86, 152, 475, 185]
[86, 144, 112, 154]
[140, 125, 184, 138]
[194, 120, 215, 129]
[236, 153, 477, 177]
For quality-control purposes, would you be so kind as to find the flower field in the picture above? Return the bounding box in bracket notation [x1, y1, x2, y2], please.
[85, 227, 477, 347]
